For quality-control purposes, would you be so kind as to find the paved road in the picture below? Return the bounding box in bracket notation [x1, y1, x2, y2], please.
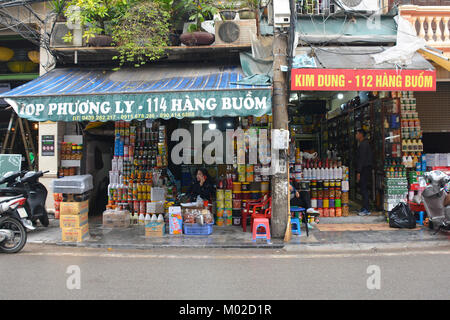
[0, 244, 449, 300]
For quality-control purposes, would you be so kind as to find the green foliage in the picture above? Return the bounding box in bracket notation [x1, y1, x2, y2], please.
[111, 1, 170, 68]
[186, 0, 219, 32]
[50, 0, 67, 16]
[216, 0, 238, 10]
[244, 0, 260, 10]
[64, 0, 130, 41]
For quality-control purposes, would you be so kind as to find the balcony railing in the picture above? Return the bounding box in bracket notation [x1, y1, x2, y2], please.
[399, 5, 450, 49]
[297, 0, 337, 15]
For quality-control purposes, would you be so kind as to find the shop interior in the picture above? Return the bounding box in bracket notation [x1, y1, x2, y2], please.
[57, 114, 273, 231]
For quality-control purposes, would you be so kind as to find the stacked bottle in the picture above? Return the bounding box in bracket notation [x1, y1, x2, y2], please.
[107, 120, 169, 224]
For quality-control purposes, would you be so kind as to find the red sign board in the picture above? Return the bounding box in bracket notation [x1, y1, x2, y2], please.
[291, 68, 436, 91]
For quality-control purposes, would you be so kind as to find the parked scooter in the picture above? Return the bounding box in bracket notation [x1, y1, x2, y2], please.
[0, 195, 30, 253]
[420, 170, 450, 232]
[0, 170, 50, 227]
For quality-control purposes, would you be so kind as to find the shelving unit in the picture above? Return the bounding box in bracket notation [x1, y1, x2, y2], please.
[323, 100, 392, 210]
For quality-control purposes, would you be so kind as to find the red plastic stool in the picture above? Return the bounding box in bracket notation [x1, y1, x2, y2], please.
[252, 218, 271, 243]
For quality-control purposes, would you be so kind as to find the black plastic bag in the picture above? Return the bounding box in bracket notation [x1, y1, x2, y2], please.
[388, 202, 416, 229]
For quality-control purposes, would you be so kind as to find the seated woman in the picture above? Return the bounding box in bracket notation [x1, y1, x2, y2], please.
[289, 183, 319, 216]
[189, 168, 215, 203]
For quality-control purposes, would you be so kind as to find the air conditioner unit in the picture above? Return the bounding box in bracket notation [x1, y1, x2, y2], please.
[214, 20, 257, 46]
[337, 0, 380, 12]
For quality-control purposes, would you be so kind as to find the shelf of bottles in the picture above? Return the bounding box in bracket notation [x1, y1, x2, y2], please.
[107, 120, 170, 220]
[397, 91, 426, 208]
[289, 142, 350, 217]
[216, 115, 273, 227]
[382, 92, 426, 212]
[58, 139, 83, 178]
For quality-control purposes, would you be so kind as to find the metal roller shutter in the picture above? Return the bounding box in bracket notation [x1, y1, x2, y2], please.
[415, 82, 450, 133]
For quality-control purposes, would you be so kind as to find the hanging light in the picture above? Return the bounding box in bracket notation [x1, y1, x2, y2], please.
[208, 117, 217, 130]
[33, 123, 39, 130]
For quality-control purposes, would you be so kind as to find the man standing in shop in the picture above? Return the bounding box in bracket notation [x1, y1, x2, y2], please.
[356, 128, 373, 216]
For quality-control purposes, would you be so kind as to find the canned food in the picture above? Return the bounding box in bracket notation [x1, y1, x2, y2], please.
[328, 208, 335, 217]
[232, 191, 241, 200]
[224, 190, 233, 200]
[216, 199, 225, 209]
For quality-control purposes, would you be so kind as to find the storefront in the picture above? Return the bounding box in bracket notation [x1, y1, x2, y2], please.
[289, 46, 437, 217]
[1, 63, 274, 239]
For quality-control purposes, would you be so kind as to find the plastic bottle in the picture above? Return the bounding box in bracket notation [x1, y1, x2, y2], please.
[144, 213, 151, 225]
[337, 166, 343, 180]
[407, 155, 413, 168]
[402, 140, 407, 153]
[157, 214, 164, 222]
[418, 140, 423, 152]
[151, 214, 157, 222]
[138, 213, 145, 225]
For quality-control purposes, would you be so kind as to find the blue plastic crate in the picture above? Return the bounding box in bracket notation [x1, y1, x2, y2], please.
[183, 223, 213, 235]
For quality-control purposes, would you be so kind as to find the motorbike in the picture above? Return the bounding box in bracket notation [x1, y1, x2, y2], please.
[0, 170, 50, 227]
[0, 195, 30, 253]
[420, 170, 450, 232]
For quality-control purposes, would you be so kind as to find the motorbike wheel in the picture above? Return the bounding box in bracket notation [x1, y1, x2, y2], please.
[0, 216, 27, 253]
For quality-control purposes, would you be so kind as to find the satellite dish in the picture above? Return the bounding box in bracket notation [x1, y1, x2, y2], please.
[218, 22, 240, 43]
[341, 0, 363, 7]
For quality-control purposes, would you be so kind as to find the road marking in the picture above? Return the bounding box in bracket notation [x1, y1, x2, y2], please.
[16, 249, 450, 260]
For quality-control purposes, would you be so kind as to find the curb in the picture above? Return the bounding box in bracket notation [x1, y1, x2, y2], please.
[28, 238, 450, 252]
[53, 242, 285, 250]
[283, 240, 450, 253]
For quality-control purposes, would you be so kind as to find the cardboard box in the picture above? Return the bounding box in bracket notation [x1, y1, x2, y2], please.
[147, 201, 165, 214]
[145, 221, 165, 237]
[60, 211, 88, 229]
[60, 200, 89, 215]
[151, 187, 166, 201]
[102, 210, 130, 228]
[61, 223, 89, 242]
[169, 208, 183, 235]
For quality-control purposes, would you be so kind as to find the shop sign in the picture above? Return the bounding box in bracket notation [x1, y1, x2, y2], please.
[41, 135, 55, 156]
[6, 90, 272, 122]
[291, 69, 436, 91]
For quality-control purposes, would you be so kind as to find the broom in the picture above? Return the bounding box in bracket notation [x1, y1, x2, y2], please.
[284, 164, 292, 242]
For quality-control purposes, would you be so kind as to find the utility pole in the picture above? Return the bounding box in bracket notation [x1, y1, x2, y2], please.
[271, 31, 290, 238]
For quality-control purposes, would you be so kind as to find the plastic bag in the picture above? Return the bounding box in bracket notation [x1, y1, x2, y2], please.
[388, 202, 416, 229]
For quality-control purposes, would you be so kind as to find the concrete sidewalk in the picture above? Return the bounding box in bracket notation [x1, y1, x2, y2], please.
[26, 215, 450, 252]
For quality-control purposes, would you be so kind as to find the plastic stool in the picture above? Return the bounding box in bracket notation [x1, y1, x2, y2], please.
[416, 211, 424, 226]
[252, 218, 271, 243]
[290, 206, 305, 218]
[291, 217, 301, 235]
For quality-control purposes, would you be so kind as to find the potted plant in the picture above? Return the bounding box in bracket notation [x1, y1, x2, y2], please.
[49, 0, 67, 22]
[238, 0, 259, 19]
[62, 0, 129, 47]
[154, 0, 193, 46]
[111, 1, 170, 68]
[218, 0, 237, 21]
[179, 0, 218, 46]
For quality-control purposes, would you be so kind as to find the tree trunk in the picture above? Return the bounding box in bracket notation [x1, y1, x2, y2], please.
[270, 32, 289, 238]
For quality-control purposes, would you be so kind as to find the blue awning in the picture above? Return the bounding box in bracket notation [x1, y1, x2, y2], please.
[1, 65, 272, 122]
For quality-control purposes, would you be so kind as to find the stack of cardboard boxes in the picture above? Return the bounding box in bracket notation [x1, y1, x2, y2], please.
[52, 175, 93, 243]
[60, 199, 89, 242]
